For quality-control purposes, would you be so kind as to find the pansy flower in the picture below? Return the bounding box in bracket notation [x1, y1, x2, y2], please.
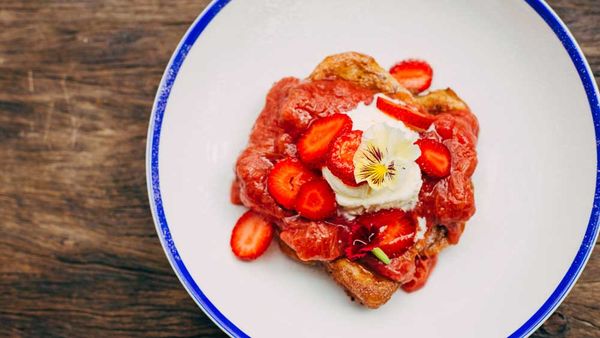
[353, 123, 421, 190]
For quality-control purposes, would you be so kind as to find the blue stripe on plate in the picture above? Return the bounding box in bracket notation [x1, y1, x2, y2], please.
[146, 1, 600, 337]
[510, 1, 600, 337]
[146, 1, 245, 337]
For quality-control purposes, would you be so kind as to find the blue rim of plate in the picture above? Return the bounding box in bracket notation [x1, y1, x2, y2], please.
[146, 1, 600, 337]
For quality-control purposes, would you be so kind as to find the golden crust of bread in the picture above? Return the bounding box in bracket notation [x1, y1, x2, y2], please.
[324, 258, 399, 309]
[309, 52, 408, 95]
[415, 88, 469, 114]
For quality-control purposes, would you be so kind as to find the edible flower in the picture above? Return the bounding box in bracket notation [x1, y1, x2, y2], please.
[353, 123, 421, 190]
[344, 222, 377, 260]
[344, 222, 391, 265]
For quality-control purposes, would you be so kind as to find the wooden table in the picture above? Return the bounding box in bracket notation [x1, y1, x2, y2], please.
[1, 1, 598, 337]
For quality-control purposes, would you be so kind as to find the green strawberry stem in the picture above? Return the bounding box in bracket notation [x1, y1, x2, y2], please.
[371, 247, 391, 265]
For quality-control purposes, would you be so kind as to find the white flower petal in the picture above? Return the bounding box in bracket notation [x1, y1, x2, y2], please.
[394, 141, 421, 162]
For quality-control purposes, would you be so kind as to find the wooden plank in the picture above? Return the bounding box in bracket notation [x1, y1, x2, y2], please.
[0, 0, 597, 337]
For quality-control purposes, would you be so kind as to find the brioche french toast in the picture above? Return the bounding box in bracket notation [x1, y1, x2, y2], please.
[230, 52, 478, 308]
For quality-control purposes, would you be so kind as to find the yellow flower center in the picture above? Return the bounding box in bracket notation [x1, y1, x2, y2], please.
[354, 143, 397, 189]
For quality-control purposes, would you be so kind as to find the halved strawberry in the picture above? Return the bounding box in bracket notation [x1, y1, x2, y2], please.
[294, 178, 337, 220]
[376, 96, 434, 131]
[267, 158, 317, 209]
[357, 209, 416, 258]
[326, 130, 363, 186]
[415, 139, 452, 178]
[230, 210, 274, 261]
[297, 114, 352, 166]
[389, 59, 433, 94]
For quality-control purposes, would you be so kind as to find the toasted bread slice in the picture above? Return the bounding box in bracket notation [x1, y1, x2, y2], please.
[310, 52, 407, 95]
[322, 226, 449, 308]
[415, 88, 469, 114]
[324, 258, 399, 309]
[279, 234, 397, 308]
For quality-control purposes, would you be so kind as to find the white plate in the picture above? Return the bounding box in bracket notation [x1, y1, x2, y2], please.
[146, 1, 600, 337]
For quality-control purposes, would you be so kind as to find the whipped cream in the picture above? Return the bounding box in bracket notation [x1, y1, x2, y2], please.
[322, 94, 423, 215]
[347, 94, 420, 137]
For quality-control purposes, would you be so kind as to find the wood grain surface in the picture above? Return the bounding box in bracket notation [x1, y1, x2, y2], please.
[0, 1, 598, 337]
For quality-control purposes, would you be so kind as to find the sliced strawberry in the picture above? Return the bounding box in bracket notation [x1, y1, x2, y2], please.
[297, 114, 352, 166]
[389, 59, 433, 93]
[357, 209, 416, 258]
[294, 178, 337, 220]
[401, 255, 438, 292]
[326, 130, 363, 186]
[376, 96, 434, 131]
[230, 210, 274, 261]
[267, 158, 317, 209]
[415, 139, 452, 178]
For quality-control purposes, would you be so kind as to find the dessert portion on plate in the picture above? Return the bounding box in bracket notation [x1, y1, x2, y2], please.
[230, 52, 478, 308]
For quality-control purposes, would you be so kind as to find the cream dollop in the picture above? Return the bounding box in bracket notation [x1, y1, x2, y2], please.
[347, 94, 420, 136]
[322, 94, 423, 215]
